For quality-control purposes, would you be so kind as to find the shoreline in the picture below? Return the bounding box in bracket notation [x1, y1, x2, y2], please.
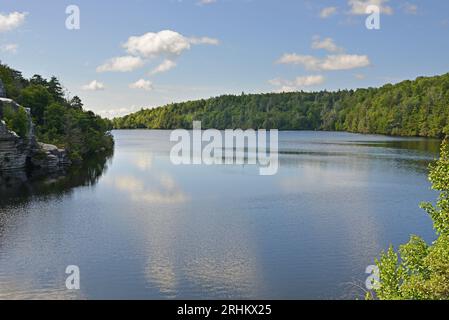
[110, 128, 444, 141]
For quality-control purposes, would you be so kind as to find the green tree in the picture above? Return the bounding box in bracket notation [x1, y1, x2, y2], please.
[0, 62, 28, 100]
[29, 74, 47, 87]
[69, 96, 84, 110]
[47, 76, 65, 103]
[20, 84, 53, 125]
[1, 62, 114, 163]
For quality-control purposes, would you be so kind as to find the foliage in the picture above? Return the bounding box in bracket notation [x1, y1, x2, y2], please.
[370, 139, 449, 300]
[113, 73, 449, 138]
[0, 104, 29, 137]
[0, 62, 113, 161]
[20, 84, 53, 125]
[0, 63, 27, 101]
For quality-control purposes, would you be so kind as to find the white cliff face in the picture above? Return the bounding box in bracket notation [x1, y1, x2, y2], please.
[0, 96, 71, 172]
[0, 118, 30, 170]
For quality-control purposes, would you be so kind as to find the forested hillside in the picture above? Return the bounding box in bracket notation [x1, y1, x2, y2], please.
[113, 73, 449, 138]
[0, 63, 113, 162]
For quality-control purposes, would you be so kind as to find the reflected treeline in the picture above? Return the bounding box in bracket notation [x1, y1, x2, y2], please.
[0, 150, 114, 206]
[349, 138, 442, 156]
[277, 138, 442, 175]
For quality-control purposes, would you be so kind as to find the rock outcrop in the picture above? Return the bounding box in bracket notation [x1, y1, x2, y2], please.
[0, 117, 30, 170]
[0, 84, 71, 172]
[31, 142, 71, 169]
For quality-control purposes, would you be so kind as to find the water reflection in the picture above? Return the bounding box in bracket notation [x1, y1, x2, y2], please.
[0, 152, 113, 206]
[0, 131, 442, 299]
[106, 174, 188, 205]
[350, 139, 441, 154]
[0, 153, 112, 299]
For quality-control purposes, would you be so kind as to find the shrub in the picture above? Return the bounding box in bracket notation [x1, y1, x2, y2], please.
[1, 105, 29, 138]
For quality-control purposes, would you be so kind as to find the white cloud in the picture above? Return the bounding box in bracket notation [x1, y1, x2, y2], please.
[320, 7, 338, 18]
[347, 0, 393, 15]
[276, 37, 370, 75]
[124, 30, 192, 58]
[189, 37, 220, 45]
[277, 54, 321, 70]
[98, 106, 140, 119]
[402, 3, 417, 15]
[277, 53, 370, 71]
[150, 59, 177, 75]
[123, 30, 218, 59]
[123, 30, 219, 58]
[295, 75, 326, 86]
[82, 80, 105, 91]
[129, 79, 153, 91]
[312, 37, 344, 53]
[270, 75, 326, 92]
[97, 56, 145, 72]
[0, 12, 27, 33]
[1, 43, 18, 54]
[354, 73, 366, 80]
[98, 30, 218, 74]
[320, 54, 370, 71]
[276, 86, 299, 93]
[197, 0, 217, 5]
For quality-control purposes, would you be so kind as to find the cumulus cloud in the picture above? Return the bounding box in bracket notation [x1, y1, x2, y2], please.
[97, 56, 145, 72]
[320, 7, 338, 18]
[277, 53, 370, 71]
[82, 80, 105, 91]
[150, 59, 177, 75]
[129, 79, 153, 91]
[276, 37, 370, 74]
[269, 75, 326, 92]
[97, 30, 218, 75]
[312, 37, 344, 53]
[0, 12, 27, 33]
[347, 0, 393, 15]
[123, 30, 218, 59]
[1, 43, 18, 54]
[124, 30, 191, 58]
[320, 54, 370, 70]
[277, 54, 321, 70]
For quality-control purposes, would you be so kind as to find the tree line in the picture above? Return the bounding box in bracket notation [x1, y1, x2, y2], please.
[0, 63, 113, 162]
[113, 73, 449, 138]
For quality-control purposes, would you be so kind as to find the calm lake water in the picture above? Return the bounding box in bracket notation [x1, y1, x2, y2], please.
[0, 130, 441, 299]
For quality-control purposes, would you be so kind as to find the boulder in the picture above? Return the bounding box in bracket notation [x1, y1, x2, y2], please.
[30, 143, 72, 170]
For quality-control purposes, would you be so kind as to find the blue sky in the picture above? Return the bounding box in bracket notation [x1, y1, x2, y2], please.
[1, 0, 449, 118]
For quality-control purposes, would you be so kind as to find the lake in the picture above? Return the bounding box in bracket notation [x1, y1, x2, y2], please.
[0, 130, 441, 299]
